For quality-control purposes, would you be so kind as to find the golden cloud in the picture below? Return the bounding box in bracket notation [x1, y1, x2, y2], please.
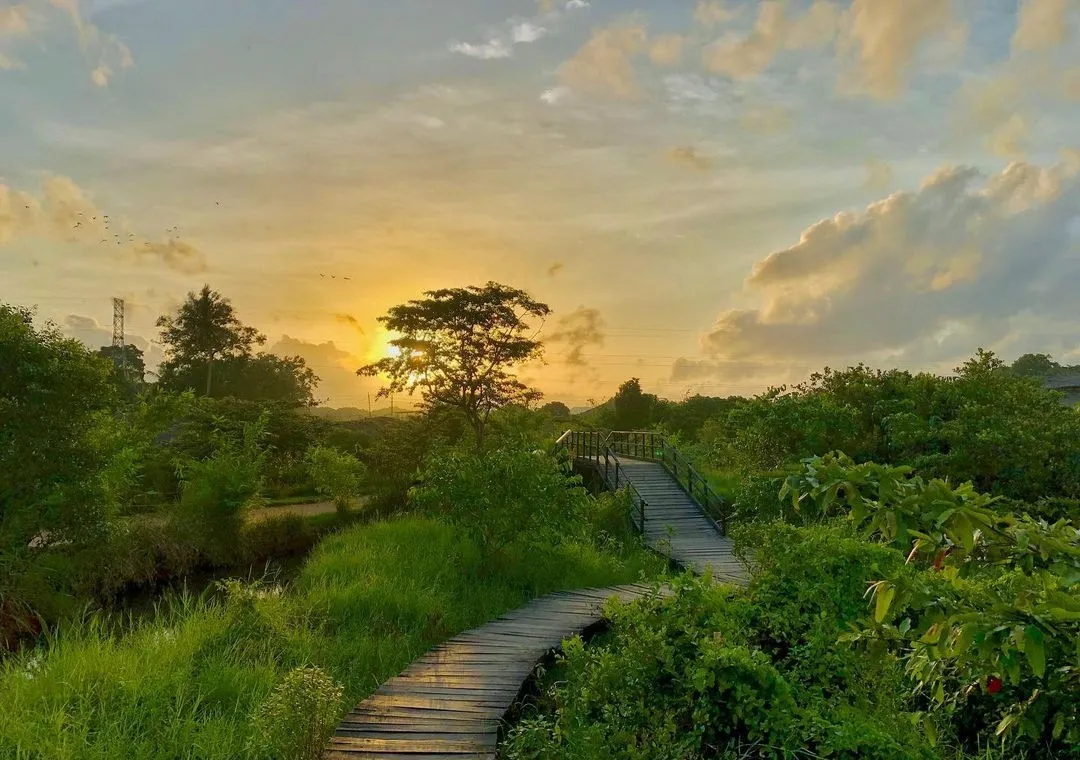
[703, 0, 838, 80]
[1011, 0, 1076, 54]
[560, 22, 647, 98]
[649, 33, 686, 67]
[837, 0, 964, 101]
[1, 175, 207, 273]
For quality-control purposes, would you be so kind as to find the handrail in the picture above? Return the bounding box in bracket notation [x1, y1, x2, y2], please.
[552, 430, 648, 533]
[556, 429, 730, 535]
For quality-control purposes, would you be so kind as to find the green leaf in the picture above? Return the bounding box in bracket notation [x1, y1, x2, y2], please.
[874, 582, 896, 623]
[1024, 626, 1046, 679]
[923, 715, 938, 747]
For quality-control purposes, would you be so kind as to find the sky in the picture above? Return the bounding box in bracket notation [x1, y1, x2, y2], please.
[2, 0, 1080, 409]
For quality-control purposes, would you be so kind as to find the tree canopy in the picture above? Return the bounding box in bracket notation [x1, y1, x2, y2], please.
[156, 285, 317, 406]
[0, 305, 118, 549]
[357, 282, 550, 448]
[612, 377, 657, 431]
[156, 285, 265, 397]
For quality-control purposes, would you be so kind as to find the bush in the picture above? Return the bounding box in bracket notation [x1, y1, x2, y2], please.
[504, 568, 931, 760]
[305, 445, 366, 513]
[409, 446, 592, 558]
[250, 665, 343, 760]
[175, 414, 269, 564]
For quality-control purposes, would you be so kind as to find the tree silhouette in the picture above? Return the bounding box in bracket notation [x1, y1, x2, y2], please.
[357, 282, 550, 450]
[156, 285, 265, 397]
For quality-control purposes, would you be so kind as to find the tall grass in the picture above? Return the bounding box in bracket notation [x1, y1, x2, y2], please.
[0, 517, 662, 759]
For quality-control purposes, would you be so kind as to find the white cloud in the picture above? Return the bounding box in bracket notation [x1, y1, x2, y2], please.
[693, 159, 1080, 371]
[449, 38, 512, 59]
[540, 86, 569, 104]
[512, 22, 546, 44]
[565, 0, 589, 9]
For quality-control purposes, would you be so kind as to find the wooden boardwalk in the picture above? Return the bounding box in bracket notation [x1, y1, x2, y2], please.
[614, 457, 747, 585]
[327, 430, 746, 758]
[326, 584, 655, 759]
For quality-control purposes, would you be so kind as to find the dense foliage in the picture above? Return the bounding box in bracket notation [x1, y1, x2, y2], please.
[357, 281, 551, 449]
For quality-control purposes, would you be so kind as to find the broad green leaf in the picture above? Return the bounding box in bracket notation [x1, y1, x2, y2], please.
[1024, 626, 1046, 679]
[874, 582, 896, 623]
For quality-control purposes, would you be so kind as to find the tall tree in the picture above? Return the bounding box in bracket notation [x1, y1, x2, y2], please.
[612, 377, 657, 431]
[1, 305, 118, 549]
[357, 282, 550, 450]
[156, 285, 265, 397]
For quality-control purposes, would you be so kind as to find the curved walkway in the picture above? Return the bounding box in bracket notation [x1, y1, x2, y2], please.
[326, 584, 653, 759]
[326, 448, 746, 759]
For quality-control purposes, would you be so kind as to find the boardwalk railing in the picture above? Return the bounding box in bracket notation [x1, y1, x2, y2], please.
[556, 429, 730, 534]
[554, 430, 648, 532]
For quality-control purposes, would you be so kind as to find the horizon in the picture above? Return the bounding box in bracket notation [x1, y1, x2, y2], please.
[4, 0, 1080, 407]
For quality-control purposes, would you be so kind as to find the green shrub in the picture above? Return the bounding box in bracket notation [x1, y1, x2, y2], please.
[305, 445, 366, 513]
[504, 568, 931, 760]
[175, 414, 269, 564]
[409, 446, 592, 557]
[249, 665, 343, 760]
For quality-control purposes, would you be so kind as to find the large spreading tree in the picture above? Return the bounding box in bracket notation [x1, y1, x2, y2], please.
[357, 282, 551, 449]
[156, 285, 317, 406]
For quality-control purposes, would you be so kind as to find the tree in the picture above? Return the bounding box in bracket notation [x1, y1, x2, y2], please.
[96, 344, 146, 396]
[1, 305, 119, 549]
[612, 378, 656, 431]
[1010, 352, 1061, 378]
[357, 282, 550, 450]
[158, 353, 318, 406]
[156, 285, 265, 397]
[541, 401, 572, 419]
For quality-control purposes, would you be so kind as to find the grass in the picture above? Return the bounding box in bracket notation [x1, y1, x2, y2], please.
[0, 517, 663, 759]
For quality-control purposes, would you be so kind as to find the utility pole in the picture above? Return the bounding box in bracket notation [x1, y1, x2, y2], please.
[390, 393, 394, 417]
[112, 297, 126, 375]
[367, 393, 372, 416]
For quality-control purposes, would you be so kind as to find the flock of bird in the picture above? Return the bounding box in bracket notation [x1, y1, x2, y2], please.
[52, 201, 354, 282]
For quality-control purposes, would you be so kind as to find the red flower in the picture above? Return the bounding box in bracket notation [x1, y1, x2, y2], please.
[987, 676, 1003, 694]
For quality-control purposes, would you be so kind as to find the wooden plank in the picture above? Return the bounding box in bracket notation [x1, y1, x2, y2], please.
[328, 445, 747, 757]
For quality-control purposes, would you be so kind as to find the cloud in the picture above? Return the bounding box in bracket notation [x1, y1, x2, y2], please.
[63, 313, 163, 367]
[836, 0, 964, 101]
[544, 306, 605, 366]
[864, 158, 894, 190]
[0, 175, 207, 273]
[693, 159, 1080, 372]
[269, 335, 372, 406]
[649, 33, 685, 67]
[565, 0, 589, 9]
[2, 0, 135, 85]
[449, 39, 511, 59]
[540, 85, 570, 104]
[695, 0, 738, 27]
[334, 313, 366, 334]
[703, 0, 839, 80]
[667, 145, 713, 170]
[559, 22, 647, 98]
[1011, 0, 1077, 54]
[512, 22, 546, 44]
[986, 113, 1031, 158]
[739, 103, 793, 134]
